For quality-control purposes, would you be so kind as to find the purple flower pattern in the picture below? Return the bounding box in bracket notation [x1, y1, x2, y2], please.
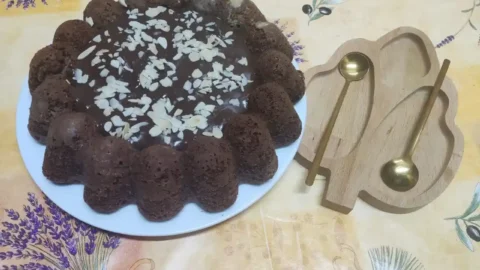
[1, 0, 48, 9]
[0, 193, 121, 269]
[273, 20, 308, 64]
[2, 263, 54, 270]
[436, 0, 480, 48]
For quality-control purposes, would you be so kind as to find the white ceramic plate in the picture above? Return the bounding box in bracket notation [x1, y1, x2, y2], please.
[17, 69, 306, 237]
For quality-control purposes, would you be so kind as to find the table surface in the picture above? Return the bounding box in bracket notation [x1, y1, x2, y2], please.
[1, 0, 480, 269]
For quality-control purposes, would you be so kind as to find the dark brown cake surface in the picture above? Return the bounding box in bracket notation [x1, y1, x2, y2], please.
[84, 185, 133, 213]
[126, 0, 188, 10]
[137, 198, 184, 221]
[230, 1, 267, 26]
[186, 136, 236, 191]
[53, 20, 98, 51]
[84, 0, 125, 31]
[246, 21, 294, 60]
[185, 136, 238, 212]
[28, 43, 78, 92]
[83, 136, 135, 190]
[72, 5, 256, 150]
[134, 144, 185, 200]
[45, 112, 98, 148]
[42, 112, 97, 184]
[248, 82, 302, 147]
[134, 144, 186, 221]
[223, 114, 278, 183]
[28, 75, 75, 144]
[82, 136, 135, 212]
[254, 49, 305, 103]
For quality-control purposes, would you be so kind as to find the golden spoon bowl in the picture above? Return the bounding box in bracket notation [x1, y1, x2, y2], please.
[381, 158, 419, 192]
[338, 52, 370, 81]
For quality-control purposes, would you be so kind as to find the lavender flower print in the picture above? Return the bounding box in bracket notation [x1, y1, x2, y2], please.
[273, 20, 307, 64]
[0, 193, 121, 269]
[436, 0, 480, 48]
[1, 0, 48, 9]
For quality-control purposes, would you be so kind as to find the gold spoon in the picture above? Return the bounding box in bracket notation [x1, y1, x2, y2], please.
[381, 59, 451, 192]
[305, 52, 370, 186]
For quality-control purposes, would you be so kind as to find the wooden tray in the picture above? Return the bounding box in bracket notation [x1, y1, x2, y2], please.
[297, 27, 464, 214]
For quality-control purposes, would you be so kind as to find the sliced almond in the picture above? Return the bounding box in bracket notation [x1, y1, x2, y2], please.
[129, 21, 147, 30]
[192, 69, 203, 79]
[189, 52, 200, 62]
[100, 69, 110, 77]
[193, 79, 201, 88]
[92, 35, 102, 43]
[212, 126, 223, 138]
[183, 81, 192, 91]
[157, 37, 168, 49]
[149, 82, 159, 91]
[160, 77, 173, 87]
[104, 121, 113, 132]
[238, 57, 248, 66]
[146, 6, 167, 18]
[85, 17, 94, 26]
[111, 115, 125, 127]
[77, 45, 96, 60]
[95, 99, 109, 109]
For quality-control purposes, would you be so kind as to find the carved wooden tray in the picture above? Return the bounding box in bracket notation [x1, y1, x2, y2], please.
[297, 27, 464, 214]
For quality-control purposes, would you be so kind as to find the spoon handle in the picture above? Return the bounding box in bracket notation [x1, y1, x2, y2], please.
[305, 80, 351, 186]
[406, 59, 450, 158]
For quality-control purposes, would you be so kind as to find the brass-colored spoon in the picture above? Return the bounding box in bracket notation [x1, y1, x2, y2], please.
[381, 59, 451, 192]
[305, 52, 370, 186]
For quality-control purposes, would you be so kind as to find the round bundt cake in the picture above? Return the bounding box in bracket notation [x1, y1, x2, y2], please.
[27, 0, 305, 220]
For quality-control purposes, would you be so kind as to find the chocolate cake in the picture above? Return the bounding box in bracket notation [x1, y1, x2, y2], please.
[28, 0, 305, 219]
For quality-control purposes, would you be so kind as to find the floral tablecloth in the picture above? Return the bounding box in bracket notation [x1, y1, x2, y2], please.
[1, 0, 480, 269]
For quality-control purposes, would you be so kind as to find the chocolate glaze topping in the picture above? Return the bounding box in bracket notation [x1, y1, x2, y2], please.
[71, 5, 255, 150]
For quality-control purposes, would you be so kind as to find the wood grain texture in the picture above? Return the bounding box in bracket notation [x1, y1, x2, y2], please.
[298, 27, 464, 214]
